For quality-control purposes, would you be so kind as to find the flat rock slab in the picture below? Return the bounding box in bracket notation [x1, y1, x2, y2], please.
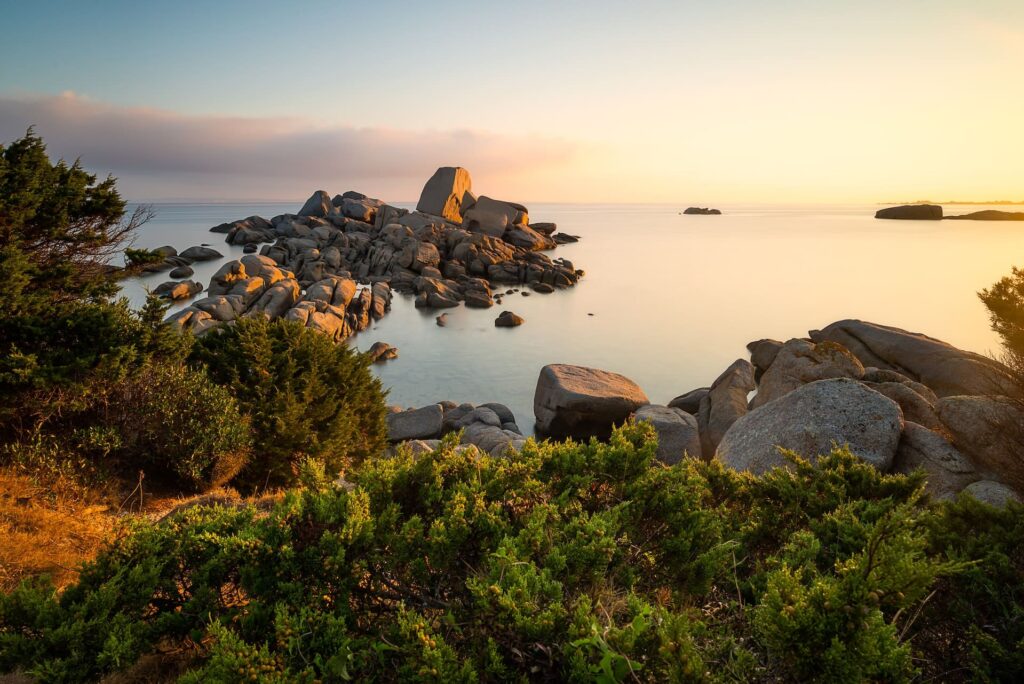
[810, 319, 1015, 397]
[717, 378, 904, 475]
[534, 364, 649, 440]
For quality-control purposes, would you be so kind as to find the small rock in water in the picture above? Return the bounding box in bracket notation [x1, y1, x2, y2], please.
[169, 265, 194, 279]
[436, 313, 449, 327]
[588, 313, 594, 316]
[532, 283, 555, 294]
[521, 291, 531, 296]
[495, 311, 525, 327]
[243, 243, 258, 253]
[367, 341, 398, 363]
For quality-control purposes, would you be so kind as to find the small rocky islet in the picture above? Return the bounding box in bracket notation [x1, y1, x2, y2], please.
[162, 166, 583, 339]
[876, 203, 1024, 220]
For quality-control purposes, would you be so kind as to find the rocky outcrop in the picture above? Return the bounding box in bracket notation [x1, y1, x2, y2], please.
[892, 422, 976, 500]
[810, 319, 1015, 397]
[386, 400, 526, 458]
[462, 196, 529, 238]
[717, 378, 904, 474]
[936, 396, 1024, 492]
[751, 339, 864, 408]
[634, 405, 701, 464]
[683, 207, 721, 215]
[153, 279, 203, 301]
[697, 359, 756, 457]
[945, 210, 1024, 221]
[875, 205, 943, 220]
[534, 364, 649, 439]
[167, 168, 580, 342]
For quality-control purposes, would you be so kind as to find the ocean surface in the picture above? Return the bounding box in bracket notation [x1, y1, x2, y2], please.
[119, 202, 1024, 435]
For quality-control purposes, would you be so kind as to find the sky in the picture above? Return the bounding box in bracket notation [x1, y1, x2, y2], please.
[1, 0, 1022, 203]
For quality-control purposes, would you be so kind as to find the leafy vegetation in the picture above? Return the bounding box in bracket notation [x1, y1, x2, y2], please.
[0, 130, 387, 493]
[980, 265, 1024, 390]
[190, 316, 388, 488]
[2, 424, 1022, 683]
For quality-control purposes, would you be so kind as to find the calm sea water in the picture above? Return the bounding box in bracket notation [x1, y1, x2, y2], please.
[120, 202, 1024, 434]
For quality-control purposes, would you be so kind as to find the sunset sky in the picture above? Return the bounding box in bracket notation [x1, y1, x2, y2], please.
[1, 0, 1021, 203]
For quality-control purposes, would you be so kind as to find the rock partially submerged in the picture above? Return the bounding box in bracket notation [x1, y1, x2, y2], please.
[683, 207, 721, 215]
[494, 311, 524, 327]
[534, 364, 649, 440]
[387, 400, 527, 458]
[875, 204, 943, 220]
[367, 341, 398, 363]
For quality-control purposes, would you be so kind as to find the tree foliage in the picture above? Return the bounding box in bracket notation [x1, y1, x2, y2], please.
[191, 317, 388, 488]
[980, 266, 1024, 388]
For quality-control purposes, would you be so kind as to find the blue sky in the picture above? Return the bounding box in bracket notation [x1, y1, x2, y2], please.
[1, 0, 1022, 201]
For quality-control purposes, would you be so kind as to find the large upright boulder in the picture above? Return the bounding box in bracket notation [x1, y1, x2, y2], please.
[698, 359, 756, 456]
[809, 320, 1015, 397]
[298, 190, 333, 218]
[717, 378, 904, 475]
[416, 167, 473, 223]
[875, 204, 943, 220]
[751, 339, 864, 408]
[534, 364, 649, 439]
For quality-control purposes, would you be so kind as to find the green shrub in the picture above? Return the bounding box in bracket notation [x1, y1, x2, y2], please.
[7, 424, 1019, 683]
[190, 316, 387, 488]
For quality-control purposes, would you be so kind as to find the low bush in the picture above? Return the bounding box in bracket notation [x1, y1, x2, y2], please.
[2, 423, 1020, 683]
[190, 316, 388, 488]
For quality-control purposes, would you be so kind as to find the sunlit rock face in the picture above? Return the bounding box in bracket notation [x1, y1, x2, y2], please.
[416, 166, 474, 224]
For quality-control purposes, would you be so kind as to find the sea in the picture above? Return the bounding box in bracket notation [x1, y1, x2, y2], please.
[118, 202, 1024, 435]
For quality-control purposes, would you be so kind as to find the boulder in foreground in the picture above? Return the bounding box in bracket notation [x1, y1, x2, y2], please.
[717, 378, 904, 474]
[634, 405, 701, 464]
[875, 204, 943, 220]
[534, 364, 649, 439]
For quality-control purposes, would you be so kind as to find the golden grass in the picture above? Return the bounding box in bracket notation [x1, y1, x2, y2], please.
[0, 469, 118, 593]
[0, 468, 286, 594]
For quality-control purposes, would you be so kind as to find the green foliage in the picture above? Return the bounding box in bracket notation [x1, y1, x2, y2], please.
[980, 265, 1024, 385]
[190, 316, 387, 487]
[4, 424, 1019, 682]
[122, 247, 162, 268]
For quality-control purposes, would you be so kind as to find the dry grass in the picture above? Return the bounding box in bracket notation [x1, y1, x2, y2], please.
[0, 469, 119, 593]
[0, 468, 285, 594]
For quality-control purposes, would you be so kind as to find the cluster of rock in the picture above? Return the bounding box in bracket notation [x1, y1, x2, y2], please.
[530, 319, 1023, 507]
[683, 207, 722, 215]
[386, 400, 526, 458]
[875, 204, 1024, 221]
[167, 167, 582, 340]
[166, 254, 392, 340]
[139, 245, 224, 300]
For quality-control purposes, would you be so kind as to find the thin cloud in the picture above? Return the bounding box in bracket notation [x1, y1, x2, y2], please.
[0, 92, 579, 201]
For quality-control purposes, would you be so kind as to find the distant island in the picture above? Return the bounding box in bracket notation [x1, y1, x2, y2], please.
[880, 199, 1024, 205]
